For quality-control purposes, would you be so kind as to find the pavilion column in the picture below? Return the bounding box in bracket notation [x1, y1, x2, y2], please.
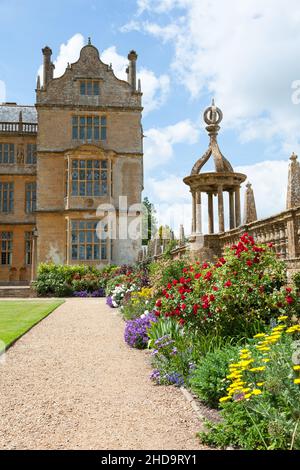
[192, 191, 196, 233]
[208, 192, 214, 234]
[195, 191, 202, 233]
[235, 186, 241, 227]
[218, 186, 225, 233]
[229, 190, 235, 229]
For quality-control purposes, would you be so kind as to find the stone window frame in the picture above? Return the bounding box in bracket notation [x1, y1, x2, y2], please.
[72, 115, 107, 142]
[26, 144, 37, 164]
[0, 143, 15, 164]
[70, 158, 108, 197]
[0, 182, 14, 213]
[79, 79, 100, 96]
[25, 231, 32, 265]
[25, 182, 37, 213]
[70, 219, 108, 262]
[0, 231, 13, 265]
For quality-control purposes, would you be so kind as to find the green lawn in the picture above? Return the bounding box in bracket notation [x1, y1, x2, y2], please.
[0, 300, 64, 348]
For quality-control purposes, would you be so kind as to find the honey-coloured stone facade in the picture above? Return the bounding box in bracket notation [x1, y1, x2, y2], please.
[0, 41, 143, 283]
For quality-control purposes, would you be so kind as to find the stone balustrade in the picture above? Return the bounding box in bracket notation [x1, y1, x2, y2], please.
[0, 121, 38, 134]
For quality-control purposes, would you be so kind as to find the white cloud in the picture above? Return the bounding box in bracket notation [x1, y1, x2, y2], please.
[131, 0, 300, 152]
[0, 80, 6, 102]
[38, 33, 84, 82]
[236, 160, 288, 220]
[144, 119, 199, 170]
[101, 45, 170, 115]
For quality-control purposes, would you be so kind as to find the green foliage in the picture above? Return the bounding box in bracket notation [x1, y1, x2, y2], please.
[191, 346, 240, 408]
[147, 317, 183, 348]
[120, 287, 156, 320]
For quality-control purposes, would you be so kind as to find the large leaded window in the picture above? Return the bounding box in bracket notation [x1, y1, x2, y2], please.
[0, 182, 14, 213]
[0, 144, 14, 164]
[72, 116, 107, 141]
[25, 232, 32, 265]
[0, 232, 12, 265]
[71, 220, 107, 261]
[71, 159, 108, 196]
[26, 144, 37, 164]
[80, 80, 100, 96]
[25, 182, 36, 213]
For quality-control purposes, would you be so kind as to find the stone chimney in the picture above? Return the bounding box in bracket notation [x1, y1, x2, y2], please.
[127, 50, 138, 91]
[243, 182, 257, 224]
[42, 46, 54, 88]
[286, 153, 300, 209]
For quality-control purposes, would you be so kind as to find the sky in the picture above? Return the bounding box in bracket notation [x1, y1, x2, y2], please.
[1, 0, 300, 234]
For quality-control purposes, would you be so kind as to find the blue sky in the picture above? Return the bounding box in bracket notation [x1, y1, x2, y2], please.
[1, 0, 300, 233]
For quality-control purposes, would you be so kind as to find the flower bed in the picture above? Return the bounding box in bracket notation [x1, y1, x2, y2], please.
[105, 234, 300, 449]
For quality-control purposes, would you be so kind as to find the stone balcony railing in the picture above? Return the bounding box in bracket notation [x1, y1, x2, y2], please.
[0, 121, 38, 134]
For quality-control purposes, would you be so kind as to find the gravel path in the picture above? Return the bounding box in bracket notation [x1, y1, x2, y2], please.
[0, 299, 205, 450]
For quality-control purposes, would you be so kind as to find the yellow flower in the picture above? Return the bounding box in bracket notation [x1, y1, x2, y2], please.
[219, 396, 231, 403]
[262, 358, 270, 363]
[249, 366, 266, 372]
[245, 393, 252, 399]
[252, 389, 262, 396]
[293, 365, 300, 371]
[286, 326, 300, 334]
[294, 378, 300, 385]
[254, 333, 266, 338]
[256, 347, 271, 352]
[278, 315, 288, 322]
[257, 382, 265, 387]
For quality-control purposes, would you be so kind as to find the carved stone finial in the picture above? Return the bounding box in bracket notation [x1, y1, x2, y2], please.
[190, 100, 233, 175]
[287, 152, 300, 209]
[179, 224, 185, 245]
[243, 181, 257, 224]
[88, 37, 91, 45]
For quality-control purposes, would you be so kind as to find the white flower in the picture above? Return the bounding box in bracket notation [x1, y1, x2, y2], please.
[144, 310, 149, 316]
[140, 314, 146, 319]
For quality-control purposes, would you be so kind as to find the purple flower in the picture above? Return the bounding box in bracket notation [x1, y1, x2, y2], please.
[91, 288, 105, 297]
[106, 296, 114, 308]
[124, 312, 157, 349]
[73, 290, 88, 297]
[165, 372, 185, 387]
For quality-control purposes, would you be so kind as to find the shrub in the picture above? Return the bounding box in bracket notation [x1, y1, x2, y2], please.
[34, 263, 111, 297]
[149, 258, 187, 295]
[154, 234, 298, 338]
[199, 319, 300, 449]
[124, 312, 157, 349]
[190, 345, 240, 408]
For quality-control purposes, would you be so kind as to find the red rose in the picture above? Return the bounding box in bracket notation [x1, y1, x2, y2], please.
[167, 283, 172, 289]
[165, 293, 169, 299]
[156, 299, 162, 307]
[219, 257, 226, 264]
[268, 242, 273, 248]
[246, 260, 253, 267]
[202, 263, 209, 269]
[286, 287, 292, 293]
[181, 294, 186, 300]
[179, 318, 185, 326]
[193, 304, 199, 314]
[179, 277, 186, 284]
[286, 296, 294, 305]
[194, 273, 201, 279]
[224, 280, 232, 288]
[181, 303, 186, 310]
[173, 279, 178, 285]
[154, 310, 160, 317]
[212, 286, 219, 291]
[182, 268, 188, 273]
[204, 271, 212, 281]
[209, 294, 215, 302]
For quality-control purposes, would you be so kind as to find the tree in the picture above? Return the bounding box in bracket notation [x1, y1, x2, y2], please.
[142, 197, 157, 245]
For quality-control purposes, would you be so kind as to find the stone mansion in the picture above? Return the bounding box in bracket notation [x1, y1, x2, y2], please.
[0, 41, 143, 283]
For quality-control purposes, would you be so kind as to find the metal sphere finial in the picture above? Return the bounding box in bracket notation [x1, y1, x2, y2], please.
[204, 99, 223, 126]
